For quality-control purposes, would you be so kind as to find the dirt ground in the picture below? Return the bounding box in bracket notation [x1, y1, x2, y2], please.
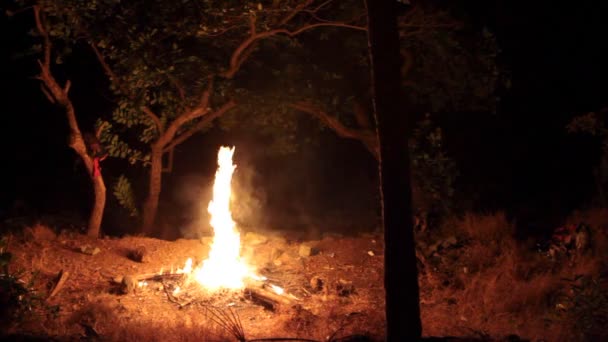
[2, 225, 388, 341]
[5, 216, 600, 342]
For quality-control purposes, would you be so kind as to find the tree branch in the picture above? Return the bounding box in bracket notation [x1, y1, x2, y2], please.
[89, 43, 164, 135]
[32, 5, 93, 173]
[89, 43, 123, 93]
[40, 84, 55, 104]
[141, 106, 164, 135]
[249, 14, 257, 35]
[290, 101, 379, 160]
[198, 77, 214, 108]
[158, 81, 221, 147]
[33, 6, 51, 70]
[163, 101, 237, 153]
[312, 0, 335, 14]
[278, 0, 314, 26]
[222, 20, 365, 79]
[168, 75, 186, 102]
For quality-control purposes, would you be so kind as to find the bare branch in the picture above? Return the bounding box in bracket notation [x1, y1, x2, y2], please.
[89, 43, 123, 91]
[40, 84, 55, 103]
[63, 80, 71, 94]
[32, 5, 95, 175]
[140, 107, 164, 134]
[157, 81, 218, 144]
[278, 0, 314, 26]
[249, 14, 257, 35]
[222, 21, 365, 79]
[163, 101, 237, 152]
[168, 75, 186, 102]
[196, 23, 245, 38]
[290, 101, 379, 160]
[89, 43, 164, 134]
[90, 43, 165, 131]
[33, 6, 50, 69]
[95, 121, 108, 138]
[199, 76, 214, 108]
[302, 1, 364, 25]
[312, 0, 335, 14]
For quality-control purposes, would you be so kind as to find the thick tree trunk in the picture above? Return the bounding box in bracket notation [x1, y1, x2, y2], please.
[68, 132, 107, 238]
[87, 174, 106, 237]
[365, 1, 422, 341]
[142, 146, 164, 234]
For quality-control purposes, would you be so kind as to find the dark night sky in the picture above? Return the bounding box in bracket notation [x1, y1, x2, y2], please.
[1, 1, 607, 237]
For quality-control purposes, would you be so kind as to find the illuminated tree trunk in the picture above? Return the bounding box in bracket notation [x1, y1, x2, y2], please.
[33, 6, 106, 238]
[365, 0, 422, 340]
[88, 170, 106, 237]
[142, 146, 164, 234]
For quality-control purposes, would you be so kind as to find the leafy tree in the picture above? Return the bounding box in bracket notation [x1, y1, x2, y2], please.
[22, 0, 501, 235]
[27, 0, 366, 234]
[10, 4, 107, 237]
[245, 1, 503, 223]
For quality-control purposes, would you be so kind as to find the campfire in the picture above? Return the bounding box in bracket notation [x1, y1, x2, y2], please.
[182, 146, 256, 290]
[131, 146, 294, 308]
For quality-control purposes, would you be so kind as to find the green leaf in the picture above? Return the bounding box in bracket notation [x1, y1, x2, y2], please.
[113, 175, 139, 217]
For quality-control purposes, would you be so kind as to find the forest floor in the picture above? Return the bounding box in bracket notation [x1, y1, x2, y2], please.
[1, 209, 607, 341]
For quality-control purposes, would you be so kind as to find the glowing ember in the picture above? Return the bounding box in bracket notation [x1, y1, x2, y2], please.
[269, 284, 284, 295]
[190, 146, 251, 291]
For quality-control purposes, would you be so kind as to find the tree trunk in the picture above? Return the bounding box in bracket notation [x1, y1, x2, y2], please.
[365, 1, 422, 341]
[33, 5, 107, 238]
[87, 170, 106, 237]
[142, 146, 164, 234]
[67, 132, 107, 238]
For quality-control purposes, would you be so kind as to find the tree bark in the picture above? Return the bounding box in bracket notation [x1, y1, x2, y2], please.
[138, 101, 237, 234]
[365, 1, 422, 341]
[66, 124, 106, 238]
[141, 146, 164, 234]
[33, 6, 106, 238]
[87, 169, 106, 237]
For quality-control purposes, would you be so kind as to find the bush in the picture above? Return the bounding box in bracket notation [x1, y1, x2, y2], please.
[0, 237, 58, 331]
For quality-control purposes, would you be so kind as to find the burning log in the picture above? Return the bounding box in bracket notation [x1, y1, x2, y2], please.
[110, 272, 187, 294]
[245, 284, 294, 310]
[111, 272, 186, 284]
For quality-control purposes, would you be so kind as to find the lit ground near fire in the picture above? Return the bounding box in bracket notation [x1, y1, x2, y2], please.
[4, 227, 387, 341]
[2, 208, 607, 341]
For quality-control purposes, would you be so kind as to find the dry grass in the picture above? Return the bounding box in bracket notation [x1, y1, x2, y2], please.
[447, 211, 513, 243]
[421, 209, 608, 341]
[68, 300, 233, 342]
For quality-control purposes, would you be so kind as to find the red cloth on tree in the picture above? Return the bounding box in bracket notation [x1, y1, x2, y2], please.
[93, 157, 101, 177]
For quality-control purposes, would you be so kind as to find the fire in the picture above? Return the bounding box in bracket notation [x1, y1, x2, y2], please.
[169, 145, 290, 297]
[190, 146, 251, 291]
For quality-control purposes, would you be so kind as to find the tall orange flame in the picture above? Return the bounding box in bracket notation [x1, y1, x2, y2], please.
[192, 146, 250, 290]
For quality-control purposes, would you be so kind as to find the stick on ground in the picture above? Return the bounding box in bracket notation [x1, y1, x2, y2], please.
[47, 269, 69, 300]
